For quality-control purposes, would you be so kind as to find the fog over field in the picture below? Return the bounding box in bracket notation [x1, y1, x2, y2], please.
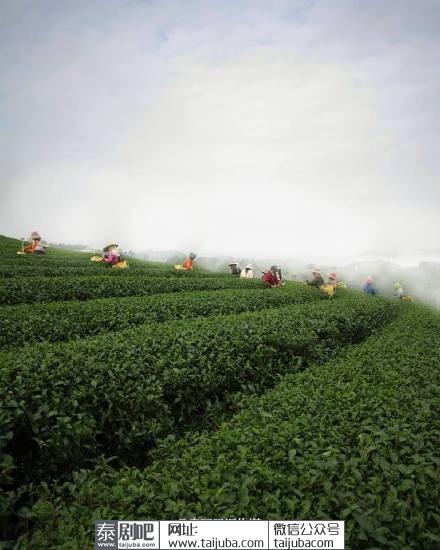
[1, 0, 439, 301]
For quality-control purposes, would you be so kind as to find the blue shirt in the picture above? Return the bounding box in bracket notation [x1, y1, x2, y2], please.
[363, 283, 376, 295]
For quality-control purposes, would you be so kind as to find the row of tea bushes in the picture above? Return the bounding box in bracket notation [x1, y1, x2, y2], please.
[1, 297, 396, 508]
[0, 275, 263, 304]
[0, 265, 213, 278]
[0, 286, 322, 349]
[18, 304, 439, 549]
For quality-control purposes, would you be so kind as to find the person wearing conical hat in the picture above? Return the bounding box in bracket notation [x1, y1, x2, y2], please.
[308, 267, 324, 287]
[102, 243, 121, 266]
[327, 272, 337, 288]
[22, 231, 46, 255]
[321, 272, 337, 299]
[90, 243, 127, 268]
[229, 262, 241, 276]
[240, 264, 254, 278]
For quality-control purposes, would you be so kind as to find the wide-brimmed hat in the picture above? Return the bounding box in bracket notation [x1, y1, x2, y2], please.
[328, 272, 336, 280]
[245, 264, 253, 270]
[228, 262, 238, 266]
[103, 243, 119, 252]
[312, 267, 321, 274]
[30, 231, 41, 240]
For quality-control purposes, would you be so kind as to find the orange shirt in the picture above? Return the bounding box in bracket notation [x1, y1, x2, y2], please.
[24, 240, 39, 253]
[182, 258, 193, 270]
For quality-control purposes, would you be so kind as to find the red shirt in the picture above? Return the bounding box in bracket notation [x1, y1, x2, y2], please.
[262, 271, 278, 287]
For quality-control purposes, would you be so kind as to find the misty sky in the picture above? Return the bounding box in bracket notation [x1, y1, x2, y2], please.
[1, 0, 439, 258]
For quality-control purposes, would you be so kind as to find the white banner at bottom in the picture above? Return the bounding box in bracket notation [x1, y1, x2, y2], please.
[95, 520, 344, 549]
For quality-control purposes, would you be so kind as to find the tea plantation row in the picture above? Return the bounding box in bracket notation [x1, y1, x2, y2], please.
[2, 235, 437, 549]
[1, 296, 396, 528]
[0, 274, 264, 305]
[0, 265, 216, 278]
[1, 286, 322, 349]
[17, 304, 439, 549]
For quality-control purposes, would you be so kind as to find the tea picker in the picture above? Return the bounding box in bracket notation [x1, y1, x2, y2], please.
[306, 267, 324, 288]
[91, 243, 128, 269]
[240, 264, 254, 278]
[228, 262, 241, 276]
[262, 266, 281, 288]
[175, 252, 197, 271]
[17, 231, 48, 255]
[363, 276, 377, 295]
[320, 272, 337, 299]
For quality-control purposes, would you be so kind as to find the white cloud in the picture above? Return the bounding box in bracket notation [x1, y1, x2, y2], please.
[1, 0, 439, 258]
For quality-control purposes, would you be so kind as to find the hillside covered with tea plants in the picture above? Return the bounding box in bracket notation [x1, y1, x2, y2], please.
[0, 235, 438, 549]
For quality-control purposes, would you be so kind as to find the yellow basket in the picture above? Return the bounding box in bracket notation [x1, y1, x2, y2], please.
[112, 260, 128, 269]
[320, 283, 336, 299]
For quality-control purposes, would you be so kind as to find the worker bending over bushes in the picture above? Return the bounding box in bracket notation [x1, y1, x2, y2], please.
[320, 272, 337, 299]
[228, 262, 241, 276]
[91, 243, 128, 269]
[307, 267, 324, 287]
[17, 231, 47, 255]
[240, 264, 253, 278]
[175, 252, 197, 271]
[262, 266, 281, 288]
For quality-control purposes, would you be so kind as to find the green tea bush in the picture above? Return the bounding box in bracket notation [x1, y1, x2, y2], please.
[0, 286, 321, 349]
[0, 275, 262, 305]
[18, 305, 439, 549]
[0, 257, 160, 267]
[1, 257, 103, 266]
[0, 266, 206, 278]
[0, 297, 395, 503]
[0, 261, 214, 277]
